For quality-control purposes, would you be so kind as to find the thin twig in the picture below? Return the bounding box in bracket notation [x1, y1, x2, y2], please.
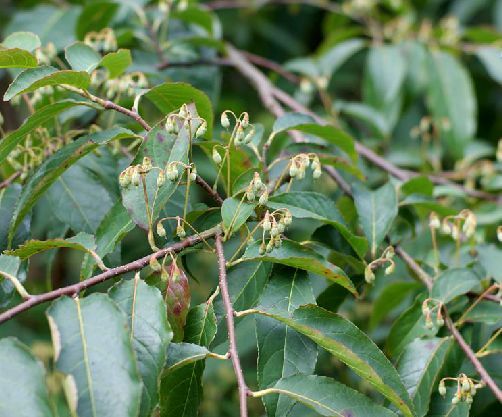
[195, 174, 224, 205]
[0, 171, 21, 190]
[215, 233, 249, 417]
[0, 226, 220, 324]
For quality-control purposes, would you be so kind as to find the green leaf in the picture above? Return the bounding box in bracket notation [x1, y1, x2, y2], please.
[2, 31, 41, 51]
[427, 386, 470, 417]
[221, 197, 256, 235]
[0, 254, 23, 308]
[0, 100, 92, 164]
[173, 6, 217, 36]
[267, 191, 367, 258]
[46, 294, 142, 417]
[249, 304, 414, 417]
[100, 49, 132, 78]
[240, 240, 357, 295]
[159, 302, 217, 417]
[337, 101, 390, 138]
[268, 374, 398, 417]
[318, 38, 365, 77]
[398, 337, 453, 417]
[8, 128, 134, 243]
[353, 182, 398, 258]
[65, 42, 101, 72]
[475, 46, 502, 84]
[0, 184, 30, 252]
[3, 66, 91, 101]
[463, 300, 502, 325]
[256, 267, 317, 416]
[0, 338, 53, 417]
[140, 82, 214, 138]
[431, 268, 480, 304]
[109, 277, 173, 417]
[76, 1, 119, 40]
[477, 244, 502, 283]
[165, 342, 211, 371]
[121, 124, 190, 230]
[426, 50, 476, 158]
[0, 47, 37, 68]
[272, 112, 315, 134]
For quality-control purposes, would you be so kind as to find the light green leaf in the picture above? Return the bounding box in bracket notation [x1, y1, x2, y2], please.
[8, 128, 134, 243]
[267, 192, 367, 257]
[221, 197, 256, 235]
[0, 47, 37, 68]
[426, 50, 476, 158]
[2, 31, 41, 51]
[477, 244, 502, 283]
[353, 182, 398, 258]
[109, 278, 173, 417]
[318, 38, 365, 77]
[256, 267, 317, 416]
[165, 343, 211, 371]
[241, 240, 357, 295]
[65, 42, 101, 72]
[0, 338, 53, 417]
[431, 268, 480, 304]
[398, 337, 453, 417]
[100, 49, 132, 78]
[475, 46, 502, 84]
[159, 302, 217, 417]
[46, 294, 142, 417]
[337, 101, 390, 138]
[140, 82, 214, 137]
[249, 304, 414, 417]
[272, 112, 316, 134]
[0, 100, 92, 164]
[269, 374, 398, 417]
[3, 66, 91, 101]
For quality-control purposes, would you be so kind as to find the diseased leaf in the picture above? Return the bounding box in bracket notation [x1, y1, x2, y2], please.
[46, 294, 143, 417]
[398, 337, 453, 417]
[267, 191, 367, 257]
[431, 268, 480, 304]
[3, 66, 91, 101]
[249, 304, 414, 417]
[0, 338, 53, 417]
[271, 375, 398, 417]
[65, 41, 101, 72]
[256, 267, 317, 416]
[109, 277, 173, 417]
[240, 240, 357, 295]
[353, 182, 398, 258]
[221, 197, 256, 235]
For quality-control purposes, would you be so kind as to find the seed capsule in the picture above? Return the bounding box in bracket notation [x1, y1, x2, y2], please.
[212, 148, 222, 164]
[221, 112, 230, 128]
[195, 121, 207, 138]
[157, 222, 166, 237]
[176, 225, 186, 239]
[149, 256, 162, 272]
[157, 170, 166, 187]
[364, 266, 375, 283]
[131, 167, 141, 186]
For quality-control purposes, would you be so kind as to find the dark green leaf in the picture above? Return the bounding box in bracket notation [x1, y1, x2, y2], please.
[0, 184, 30, 252]
[165, 342, 211, 371]
[221, 197, 256, 236]
[0, 254, 23, 308]
[318, 38, 365, 77]
[76, 1, 119, 40]
[431, 268, 480, 304]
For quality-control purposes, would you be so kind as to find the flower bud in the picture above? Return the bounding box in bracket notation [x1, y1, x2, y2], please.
[246, 190, 255, 202]
[131, 166, 141, 186]
[438, 382, 446, 396]
[240, 112, 249, 128]
[221, 112, 230, 128]
[157, 170, 166, 187]
[465, 395, 473, 404]
[437, 317, 444, 327]
[441, 221, 451, 235]
[429, 212, 440, 229]
[461, 379, 471, 393]
[451, 224, 459, 240]
[119, 169, 130, 188]
[266, 240, 274, 253]
[149, 256, 162, 272]
[259, 242, 266, 255]
[157, 222, 166, 237]
[189, 166, 197, 182]
[364, 266, 375, 283]
[176, 225, 186, 239]
[385, 262, 395, 275]
[235, 125, 244, 143]
[274, 236, 282, 248]
[313, 167, 322, 179]
[179, 103, 189, 119]
[462, 212, 476, 237]
[252, 173, 263, 192]
[289, 163, 298, 178]
[270, 225, 279, 237]
[259, 191, 268, 206]
[212, 147, 222, 164]
[451, 395, 460, 405]
[425, 318, 433, 329]
[142, 157, 152, 172]
[165, 117, 176, 134]
[195, 121, 207, 138]
[165, 262, 190, 342]
[283, 212, 292, 226]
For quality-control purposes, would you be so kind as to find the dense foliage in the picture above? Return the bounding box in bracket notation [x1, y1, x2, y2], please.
[0, 1, 501, 417]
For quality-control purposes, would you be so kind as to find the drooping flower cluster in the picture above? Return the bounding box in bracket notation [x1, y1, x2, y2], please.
[165, 104, 207, 139]
[245, 173, 268, 206]
[84, 28, 117, 52]
[421, 298, 444, 329]
[438, 373, 484, 404]
[259, 209, 292, 254]
[364, 246, 395, 283]
[289, 153, 322, 180]
[430, 210, 477, 240]
[221, 111, 255, 146]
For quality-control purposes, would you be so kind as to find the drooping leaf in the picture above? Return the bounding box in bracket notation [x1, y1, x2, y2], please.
[240, 240, 357, 295]
[159, 302, 217, 417]
[431, 268, 480, 304]
[8, 128, 134, 243]
[256, 267, 318, 416]
[426, 50, 476, 158]
[109, 277, 173, 417]
[3, 66, 91, 101]
[398, 337, 453, 417]
[353, 182, 398, 258]
[267, 191, 367, 257]
[65, 41, 101, 72]
[46, 294, 142, 417]
[249, 304, 414, 417]
[140, 82, 214, 137]
[0, 100, 93, 164]
[270, 374, 398, 417]
[2, 31, 41, 51]
[221, 197, 256, 236]
[165, 343, 211, 371]
[0, 47, 37, 68]
[0, 338, 53, 417]
[100, 49, 132, 78]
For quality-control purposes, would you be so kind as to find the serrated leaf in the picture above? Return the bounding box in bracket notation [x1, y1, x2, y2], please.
[270, 374, 398, 417]
[475, 46, 502, 85]
[46, 294, 142, 417]
[159, 302, 217, 417]
[140, 82, 213, 137]
[100, 49, 132, 78]
[0, 100, 92, 164]
[65, 41, 101, 72]
[241, 240, 357, 295]
[426, 50, 476, 158]
[398, 337, 453, 417]
[109, 278, 173, 417]
[0, 338, 53, 417]
[221, 197, 256, 235]
[0, 47, 37, 68]
[3, 66, 91, 101]
[2, 31, 41, 51]
[256, 267, 317, 416]
[267, 191, 367, 257]
[431, 268, 480, 304]
[249, 304, 414, 417]
[165, 343, 211, 371]
[8, 128, 134, 243]
[353, 182, 398, 258]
